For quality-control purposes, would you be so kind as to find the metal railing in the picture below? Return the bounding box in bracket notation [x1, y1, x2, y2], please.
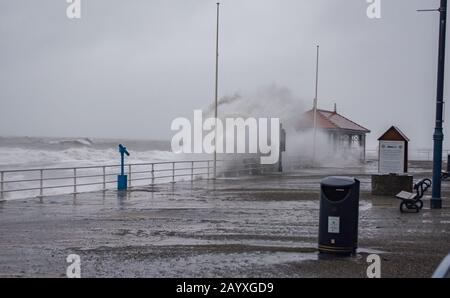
[0, 159, 269, 200]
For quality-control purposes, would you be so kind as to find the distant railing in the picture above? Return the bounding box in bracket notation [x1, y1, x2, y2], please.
[0, 159, 269, 200]
[366, 149, 450, 161]
[9, 147, 448, 200]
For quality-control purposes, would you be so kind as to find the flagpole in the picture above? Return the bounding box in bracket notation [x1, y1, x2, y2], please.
[213, 2, 220, 179]
[312, 45, 319, 165]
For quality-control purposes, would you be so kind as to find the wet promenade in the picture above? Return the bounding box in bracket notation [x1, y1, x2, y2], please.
[0, 163, 449, 277]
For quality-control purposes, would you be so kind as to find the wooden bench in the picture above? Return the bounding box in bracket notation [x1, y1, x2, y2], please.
[395, 178, 430, 213]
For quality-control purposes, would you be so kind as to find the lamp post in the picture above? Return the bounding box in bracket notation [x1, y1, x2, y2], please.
[420, 0, 448, 209]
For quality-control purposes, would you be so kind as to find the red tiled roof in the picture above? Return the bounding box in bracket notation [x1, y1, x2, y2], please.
[296, 109, 370, 133]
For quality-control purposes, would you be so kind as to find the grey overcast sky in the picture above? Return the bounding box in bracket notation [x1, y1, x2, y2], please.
[0, 0, 449, 149]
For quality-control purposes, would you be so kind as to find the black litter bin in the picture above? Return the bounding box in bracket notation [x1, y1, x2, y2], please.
[318, 176, 360, 255]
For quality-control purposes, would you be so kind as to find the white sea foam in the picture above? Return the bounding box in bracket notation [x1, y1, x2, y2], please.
[0, 147, 181, 170]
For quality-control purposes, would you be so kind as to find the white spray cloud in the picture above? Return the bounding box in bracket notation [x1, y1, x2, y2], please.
[206, 84, 365, 168]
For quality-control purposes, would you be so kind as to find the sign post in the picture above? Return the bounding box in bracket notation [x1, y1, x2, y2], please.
[377, 126, 409, 174]
[379, 141, 406, 174]
[371, 126, 412, 196]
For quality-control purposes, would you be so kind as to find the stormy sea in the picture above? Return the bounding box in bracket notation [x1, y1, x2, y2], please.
[0, 136, 174, 170]
[0, 136, 192, 200]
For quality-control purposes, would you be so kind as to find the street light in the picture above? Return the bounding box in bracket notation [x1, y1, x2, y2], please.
[418, 0, 447, 209]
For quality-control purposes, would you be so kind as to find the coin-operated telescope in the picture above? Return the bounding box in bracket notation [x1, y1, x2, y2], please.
[118, 144, 130, 190]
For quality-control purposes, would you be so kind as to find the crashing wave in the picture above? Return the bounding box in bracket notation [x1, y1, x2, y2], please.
[48, 138, 93, 147]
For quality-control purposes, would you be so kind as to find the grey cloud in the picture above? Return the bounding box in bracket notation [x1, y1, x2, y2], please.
[0, 0, 448, 150]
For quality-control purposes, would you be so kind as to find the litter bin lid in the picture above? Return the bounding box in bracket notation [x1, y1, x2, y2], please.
[321, 176, 356, 187]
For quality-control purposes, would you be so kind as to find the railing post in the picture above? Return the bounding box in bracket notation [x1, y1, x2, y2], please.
[73, 168, 77, 194]
[151, 163, 155, 185]
[128, 164, 132, 188]
[102, 166, 106, 190]
[0, 171, 4, 200]
[172, 162, 175, 183]
[39, 169, 43, 197]
[191, 161, 194, 181]
[207, 160, 210, 179]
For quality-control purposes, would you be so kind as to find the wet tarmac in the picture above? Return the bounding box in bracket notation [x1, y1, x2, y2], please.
[0, 162, 449, 277]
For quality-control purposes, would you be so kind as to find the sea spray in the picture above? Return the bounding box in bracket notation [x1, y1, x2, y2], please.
[200, 84, 366, 169]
